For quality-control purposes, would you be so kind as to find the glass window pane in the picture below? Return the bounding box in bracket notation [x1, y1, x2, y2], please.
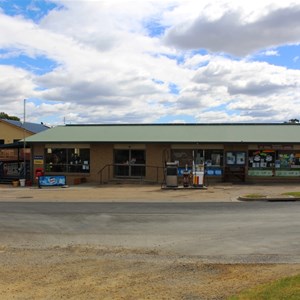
[131, 166, 145, 177]
[114, 165, 129, 176]
[115, 150, 130, 164]
[171, 150, 193, 167]
[131, 150, 145, 164]
[45, 148, 90, 173]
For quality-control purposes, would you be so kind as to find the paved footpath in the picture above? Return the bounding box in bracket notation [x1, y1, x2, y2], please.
[1, 182, 300, 202]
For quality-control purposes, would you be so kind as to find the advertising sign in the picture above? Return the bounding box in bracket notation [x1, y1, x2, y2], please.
[38, 175, 66, 186]
[275, 170, 300, 177]
[34, 155, 44, 165]
[248, 170, 273, 176]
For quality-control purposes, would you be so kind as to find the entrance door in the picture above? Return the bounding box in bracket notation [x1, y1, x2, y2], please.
[114, 149, 145, 177]
[224, 151, 246, 182]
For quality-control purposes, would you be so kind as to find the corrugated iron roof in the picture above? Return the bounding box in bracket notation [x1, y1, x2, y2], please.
[2, 119, 49, 133]
[25, 123, 300, 144]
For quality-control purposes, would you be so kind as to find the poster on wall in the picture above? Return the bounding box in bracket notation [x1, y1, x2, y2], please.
[226, 152, 246, 165]
[226, 152, 236, 165]
[236, 152, 246, 165]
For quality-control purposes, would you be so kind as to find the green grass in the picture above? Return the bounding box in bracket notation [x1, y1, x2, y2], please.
[228, 274, 300, 300]
[243, 193, 266, 198]
[281, 192, 300, 197]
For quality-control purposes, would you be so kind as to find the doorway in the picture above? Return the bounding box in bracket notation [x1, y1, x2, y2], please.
[114, 149, 146, 177]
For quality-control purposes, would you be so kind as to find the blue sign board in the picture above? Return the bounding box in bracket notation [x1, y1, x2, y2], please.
[205, 168, 222, 176]
[178, 167, 223, 176]
[39, 175, 66, 187]
[178, 167, 192, 176]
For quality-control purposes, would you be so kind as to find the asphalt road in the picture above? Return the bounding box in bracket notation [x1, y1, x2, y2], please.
[0, 201, 299, 263]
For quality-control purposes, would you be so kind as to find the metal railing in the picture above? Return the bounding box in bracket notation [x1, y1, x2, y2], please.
[97, 164, 164, 184]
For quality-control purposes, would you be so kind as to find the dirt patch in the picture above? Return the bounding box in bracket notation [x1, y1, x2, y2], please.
[0, 246, 299, 299]
[2, 183, 300, 202]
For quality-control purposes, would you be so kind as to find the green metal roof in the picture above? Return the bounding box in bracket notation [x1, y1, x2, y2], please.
[25, 123, 300, 144]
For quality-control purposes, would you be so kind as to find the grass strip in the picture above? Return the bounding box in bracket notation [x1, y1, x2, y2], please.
[281, 192, 300, 197]
[228, 274, 300, 300]
[242, 193, 266, 198]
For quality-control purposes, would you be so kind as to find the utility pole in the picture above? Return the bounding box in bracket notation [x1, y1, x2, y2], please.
[23, 99, 26, 180]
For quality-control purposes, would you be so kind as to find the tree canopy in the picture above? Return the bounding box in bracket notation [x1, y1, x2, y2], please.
[0, 112, 20, 121]
[288, 119, 299, 123]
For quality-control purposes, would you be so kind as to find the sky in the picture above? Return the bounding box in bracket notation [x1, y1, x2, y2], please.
[1, 0, 300, 125]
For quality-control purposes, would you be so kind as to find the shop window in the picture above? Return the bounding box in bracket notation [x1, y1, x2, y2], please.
[276, 152, 300, 169]
[204, 150, 223, 167]
[0, 149, 18, 160]
[171, 149, 223, 176]
[171, 150, 193, 166]
[248, 150, 275, 176]
[45, 148, 90, 173]
[275, 151, 300, 176]
[248, 150, 275, 169]
[247, 150, 300, 177]
[114, 149, 145, 177]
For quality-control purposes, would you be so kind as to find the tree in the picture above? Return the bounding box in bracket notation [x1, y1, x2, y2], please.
[288, 119, 299, 123]
[0, 112, 20, 121]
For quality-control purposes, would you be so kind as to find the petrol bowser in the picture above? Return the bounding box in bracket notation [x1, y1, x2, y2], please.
[182, 165, 190, 188]
[165, 162, 178, 187]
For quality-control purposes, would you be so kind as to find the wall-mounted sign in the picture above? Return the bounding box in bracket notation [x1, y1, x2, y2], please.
[275, 170, 300, 177]
[34, 155, 44, 165]
[258, 145, 293, 150]
[248, 170, 273, 176]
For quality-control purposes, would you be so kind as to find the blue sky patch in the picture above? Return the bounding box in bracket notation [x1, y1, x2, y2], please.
[253, 45, 300, 70]
[0, 0, 59, 22]
[0, 52, 57, 75]
[156, 114, 197, 124]
[152, 78, 164, 85]
[168, 83, 180, 95]
[144, 20, 166, 37]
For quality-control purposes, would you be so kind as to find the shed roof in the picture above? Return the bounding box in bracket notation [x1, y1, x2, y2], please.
[1, 119, 49, 133]
[25, 123, 300, 144]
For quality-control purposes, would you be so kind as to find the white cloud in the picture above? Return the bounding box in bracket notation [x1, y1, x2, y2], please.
[261, 50, 279, 56]
[0, 0, 300, 124]
[164, 1, 300, 56]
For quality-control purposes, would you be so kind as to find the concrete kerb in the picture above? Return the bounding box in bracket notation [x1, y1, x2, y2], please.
[238, 196, 300, 202]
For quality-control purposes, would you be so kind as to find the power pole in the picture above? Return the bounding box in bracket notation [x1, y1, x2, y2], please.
[23, 99, 26, 180]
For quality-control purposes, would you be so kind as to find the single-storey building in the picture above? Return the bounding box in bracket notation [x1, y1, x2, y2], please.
[0, 119, 49, 183]
[25, 123, 300, 185]
[0, 119, 48, 145]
